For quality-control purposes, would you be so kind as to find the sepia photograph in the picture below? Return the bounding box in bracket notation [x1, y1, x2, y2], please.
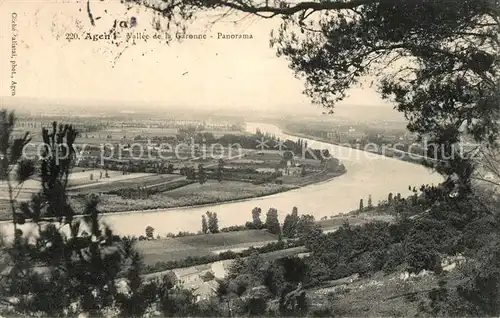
[0, 0, 498, 316]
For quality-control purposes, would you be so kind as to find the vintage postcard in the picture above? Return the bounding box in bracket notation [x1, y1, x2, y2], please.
[0, 0, 498, 316]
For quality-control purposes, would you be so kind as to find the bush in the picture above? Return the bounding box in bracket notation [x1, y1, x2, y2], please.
[220, 225, 248, 232]
[382, 243, 405, 273]
[404, 238, 441, 274]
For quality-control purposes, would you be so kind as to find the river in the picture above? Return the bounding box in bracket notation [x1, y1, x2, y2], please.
[0, 122, 443, 238]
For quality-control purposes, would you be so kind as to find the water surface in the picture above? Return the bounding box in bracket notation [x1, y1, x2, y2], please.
[1, 123, 443, 237]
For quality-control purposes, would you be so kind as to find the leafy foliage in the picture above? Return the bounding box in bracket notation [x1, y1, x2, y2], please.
[265, 208, 281, 235]
[202, 214, 209, 234]
[206, 211, 220, 234]
[251, 207, 263, 229]
[282, 206, 299, 238]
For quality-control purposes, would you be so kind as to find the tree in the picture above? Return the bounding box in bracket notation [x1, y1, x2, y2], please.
[201, 215, 208, 234]
[0, 110, 34, 235]
[265, 208, 281, 235]
[166, 163, 174, 174]
[206, 211, 219, 233]
[283, 151, 294, 161]
[198, 164, 207, 184]
[3, 120, 159, 317]
[251, 207, 263, 229]
[300, 165, 306, 177]
[304, 226, 324, 250]
[296, 214, 316, 240]
[388, 193, 393, 204]
[129, 0, 498, 190]
[359, 199, 364, 212]
[145, 225, 155, 239]
[282, 207, 299, 238]
[186, 167, 196, 180]
[217, 159, 224, 182]
[367, 194, 373, 209]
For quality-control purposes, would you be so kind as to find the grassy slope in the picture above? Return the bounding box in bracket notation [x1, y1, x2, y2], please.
[309, 267, 462, 317]
[136, 230, 279, 265]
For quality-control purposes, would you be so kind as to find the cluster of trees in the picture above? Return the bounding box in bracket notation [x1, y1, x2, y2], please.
[197, 206, 318, 241]
[180, 164, 208, 184]
[304, 185, 498, 315]
[201, 211, 219, 234]
[248, 207, 319, 243]
[252, 171, 283, 185]
[78, 158, 175, 175]
[216, 184, 499, 316]
[282, 207, 319, 241]
[358, 194, 373, 212]
[359, 186, 447, 214]
[214, 253, 312, 316]
[179, 166, 196, 179]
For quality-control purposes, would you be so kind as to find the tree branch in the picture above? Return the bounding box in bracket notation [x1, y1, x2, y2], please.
[217, 0, 377, 17]
[140, 0, 378, 17]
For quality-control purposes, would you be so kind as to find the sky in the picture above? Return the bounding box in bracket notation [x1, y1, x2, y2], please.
[0, 0, 400, 119]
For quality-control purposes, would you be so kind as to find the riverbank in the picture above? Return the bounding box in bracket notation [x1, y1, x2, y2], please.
[279, 126, 429, 166]
[75, 167, 345, 215]
[0, 122, 443, 240]
[0, 167, 345, 221]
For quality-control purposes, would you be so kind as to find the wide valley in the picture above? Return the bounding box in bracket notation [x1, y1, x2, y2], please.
[0, 122, 443, 238]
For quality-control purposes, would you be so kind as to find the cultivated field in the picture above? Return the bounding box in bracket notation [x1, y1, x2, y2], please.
[95, 180, 295, 212]
[136, 230, 278, 264]
[69, 173, 182, 194]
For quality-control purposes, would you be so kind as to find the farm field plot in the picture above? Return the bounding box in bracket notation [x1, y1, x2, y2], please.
[67, 170, 130, 187]
[91, 128, 178, 138]
[136, 230, 278, 264]
[167, 181, 267, 197]
[243, 151, 284, 162]
[69, 173, 182, 193]
[317, 216, 366, 228]
[229, 159, 265, 165]
[141, 245, 306, 280]
[174, 230, 277, 248]
[0, 170, 141, 191]
[164, 180, 292, 202]
[96, 180, 294, 212]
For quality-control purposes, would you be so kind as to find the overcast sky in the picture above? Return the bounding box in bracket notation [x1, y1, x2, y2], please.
[0, 0, 401, 119]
